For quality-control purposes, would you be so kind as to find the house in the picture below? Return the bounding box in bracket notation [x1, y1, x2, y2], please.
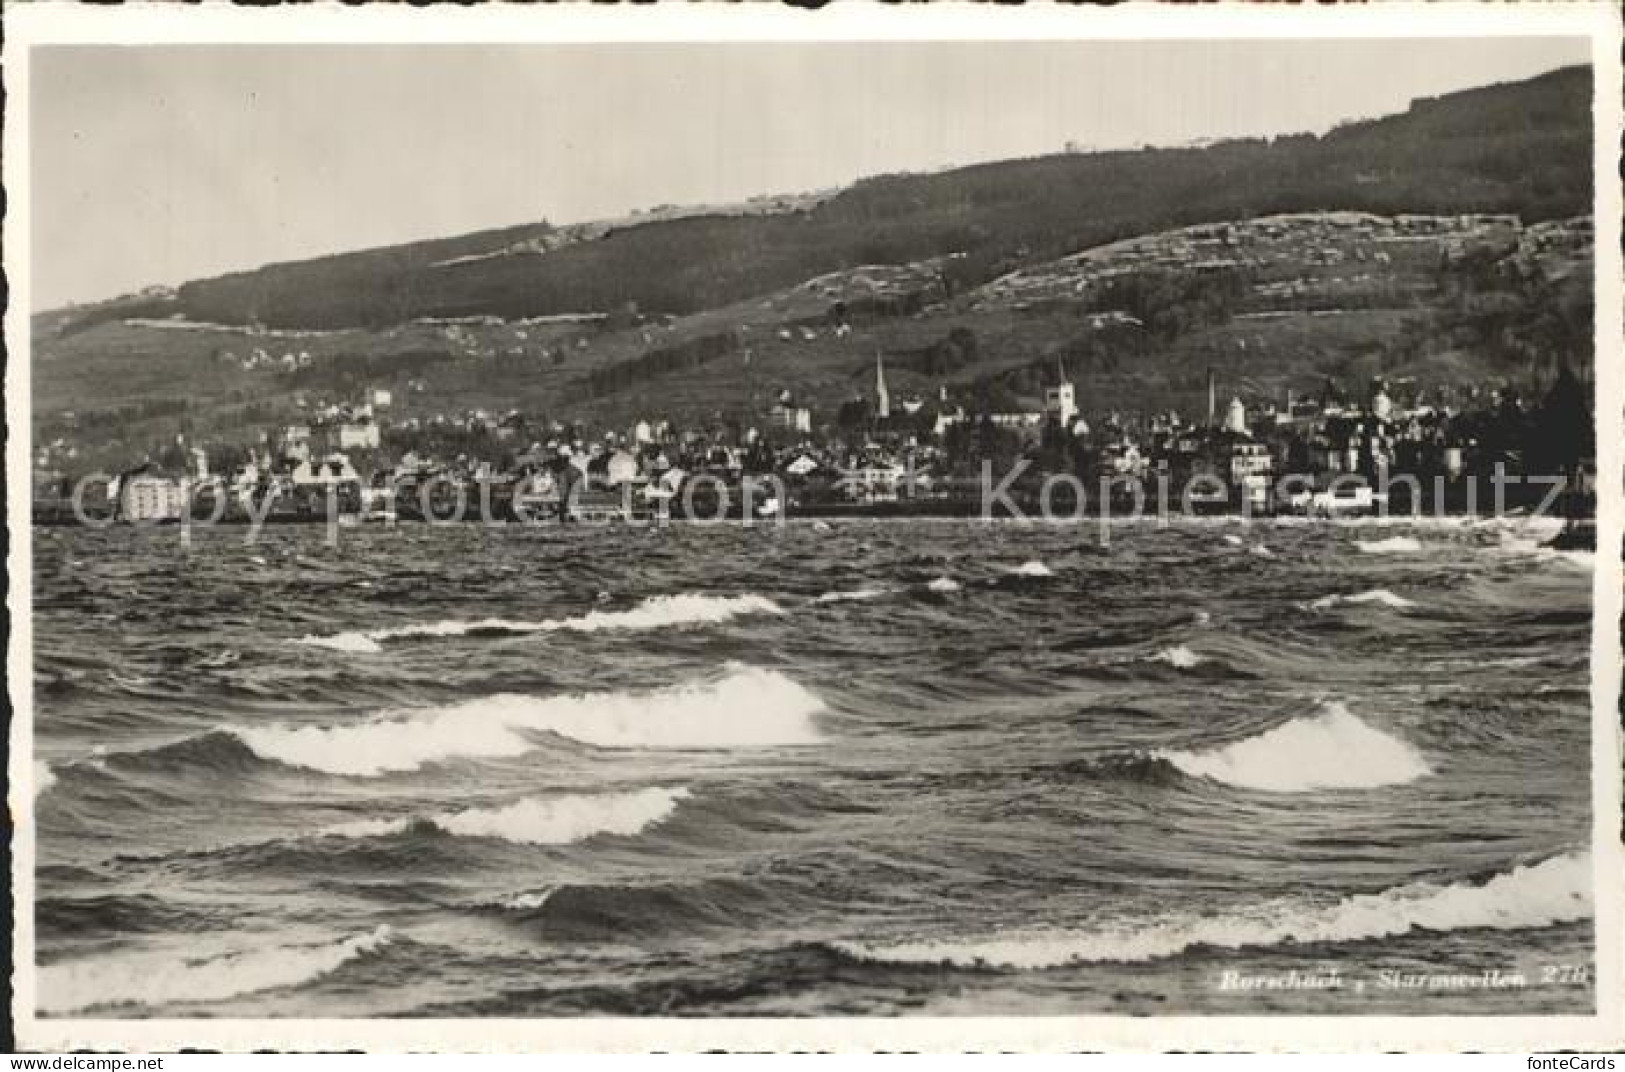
[292, 455, 360, 488]
[769, 402, 813, 435]
[1098, 440, 1145, 478]
[782, 452, 824, 479]
[337, 419, 380, 451]
[281, 425, 312, 462]
[1228, 441, 1274, 510]
[605, 450, 641, 486]
[118, 474, 186, 523]
[837, 462, 908, 504]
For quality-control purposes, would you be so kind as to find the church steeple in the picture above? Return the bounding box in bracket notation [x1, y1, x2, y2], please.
[875, 352, 890, 419]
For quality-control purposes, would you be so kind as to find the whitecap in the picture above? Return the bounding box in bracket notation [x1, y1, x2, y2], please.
[926, 576, 962, 593]
[295, 593, 783, 651]
[832, 851, 1590, 969]
[1248, 544, 1273, 558]
[1355, 536, 1423, 554]
[37, 925, 393, 1014]
[1160, 701, 1431, 792]
[35, 760, 57, 797]
[1009, 561, 1054, 578]
[502, 889, 557, 911]
[1151, 645, 1203, 670]
[1222, 534, 1244, 546]
[815, 587, 893, 604]
[321, 786, 690, 845]
[294, 632, 383, 655]
[236, 664, 823, 776]
[1309, 588, 1417, 611]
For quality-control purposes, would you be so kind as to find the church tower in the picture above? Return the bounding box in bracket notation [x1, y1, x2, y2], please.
[1044, 360, 1077, 426]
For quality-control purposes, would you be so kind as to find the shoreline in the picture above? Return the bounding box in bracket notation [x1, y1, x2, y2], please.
[29, 509, 1585, 530]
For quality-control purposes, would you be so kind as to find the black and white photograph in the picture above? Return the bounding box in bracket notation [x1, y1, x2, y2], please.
[8, 3, 1623, 1053]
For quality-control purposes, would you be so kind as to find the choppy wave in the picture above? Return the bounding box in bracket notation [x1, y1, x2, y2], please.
[1497, 530, 1596, 571]
[926, 577, 962, 593]
[815, 586, 893, 604]
[38, 925, 393, 1014]
[236, 664, 823, 776]
[1223, 534, 1245, 547]
[831, 851, 1591, 969]
[1356, 536, 1424, 554]
[295, 632, 384, 654]
[297, 593, 784, 652]
[481, 874, 796, 941]
[321, 787, 690, 845]
[500, 889, 558, 911]
[1161, 701, 1431, 792]
[36, 761, 57, 797]
[1249, 544, 1274, 558]
[1309, 588, 1417, 611]
[1009, 561, 1054, 578]
[1151, 645, 1204, 670]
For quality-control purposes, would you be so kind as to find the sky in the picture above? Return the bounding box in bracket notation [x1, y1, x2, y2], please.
[30, 37, 1590, 311]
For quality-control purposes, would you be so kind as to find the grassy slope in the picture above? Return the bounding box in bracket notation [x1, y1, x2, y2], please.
[33, 65, 1594, 459]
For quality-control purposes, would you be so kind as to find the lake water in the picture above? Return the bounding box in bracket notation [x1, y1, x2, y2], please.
[29, 519, 1596, 1017]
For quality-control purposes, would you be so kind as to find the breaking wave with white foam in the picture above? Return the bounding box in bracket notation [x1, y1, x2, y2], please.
[927, 576, 962, 593]
[296, 593, 784, 653]
[294, 632, 385, 654]
[1356, 536, 1424, 554]
[1009, 561, 1054, 578]
[1309, 588, 1417, 611]
[35, 761, 57, 797]
[1161, 701, 1431, 792]
[236, 664, 823, 776]
[501, 889, 557, 911]
[321, 787, 690, 845]
[831, 851, 1591, 969]
[1151, 645, 1204, 670]
[815, 586, 893, 604]
[37, 925, 394, 1014]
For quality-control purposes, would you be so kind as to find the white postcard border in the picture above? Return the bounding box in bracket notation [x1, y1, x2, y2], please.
[6, 0, 1622, 1053]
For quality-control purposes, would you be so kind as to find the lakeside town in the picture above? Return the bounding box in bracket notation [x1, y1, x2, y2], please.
[33, 346, 1595, 526]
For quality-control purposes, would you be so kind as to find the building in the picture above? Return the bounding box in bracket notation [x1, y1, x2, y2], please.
[1228, 440, 1274, 510]
[1044, 362, 1078, 427]
[769, 401, 813, 435]
[604, 450, 641, 486]
[1223, 397, 1249, 436]
[782, 452, 824, 479]
[1098, 440, 1144, 478]
[118, 474, 186, 522]
[281, 425, 312, 462]
[838, 462, 908, 503]
[337, 419, 381, 451]
[292, 455, 361, 488]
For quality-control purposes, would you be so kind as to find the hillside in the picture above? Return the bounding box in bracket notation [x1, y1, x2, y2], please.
[42, 64, 1590, 334]
[31, 65, 1595, 469]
